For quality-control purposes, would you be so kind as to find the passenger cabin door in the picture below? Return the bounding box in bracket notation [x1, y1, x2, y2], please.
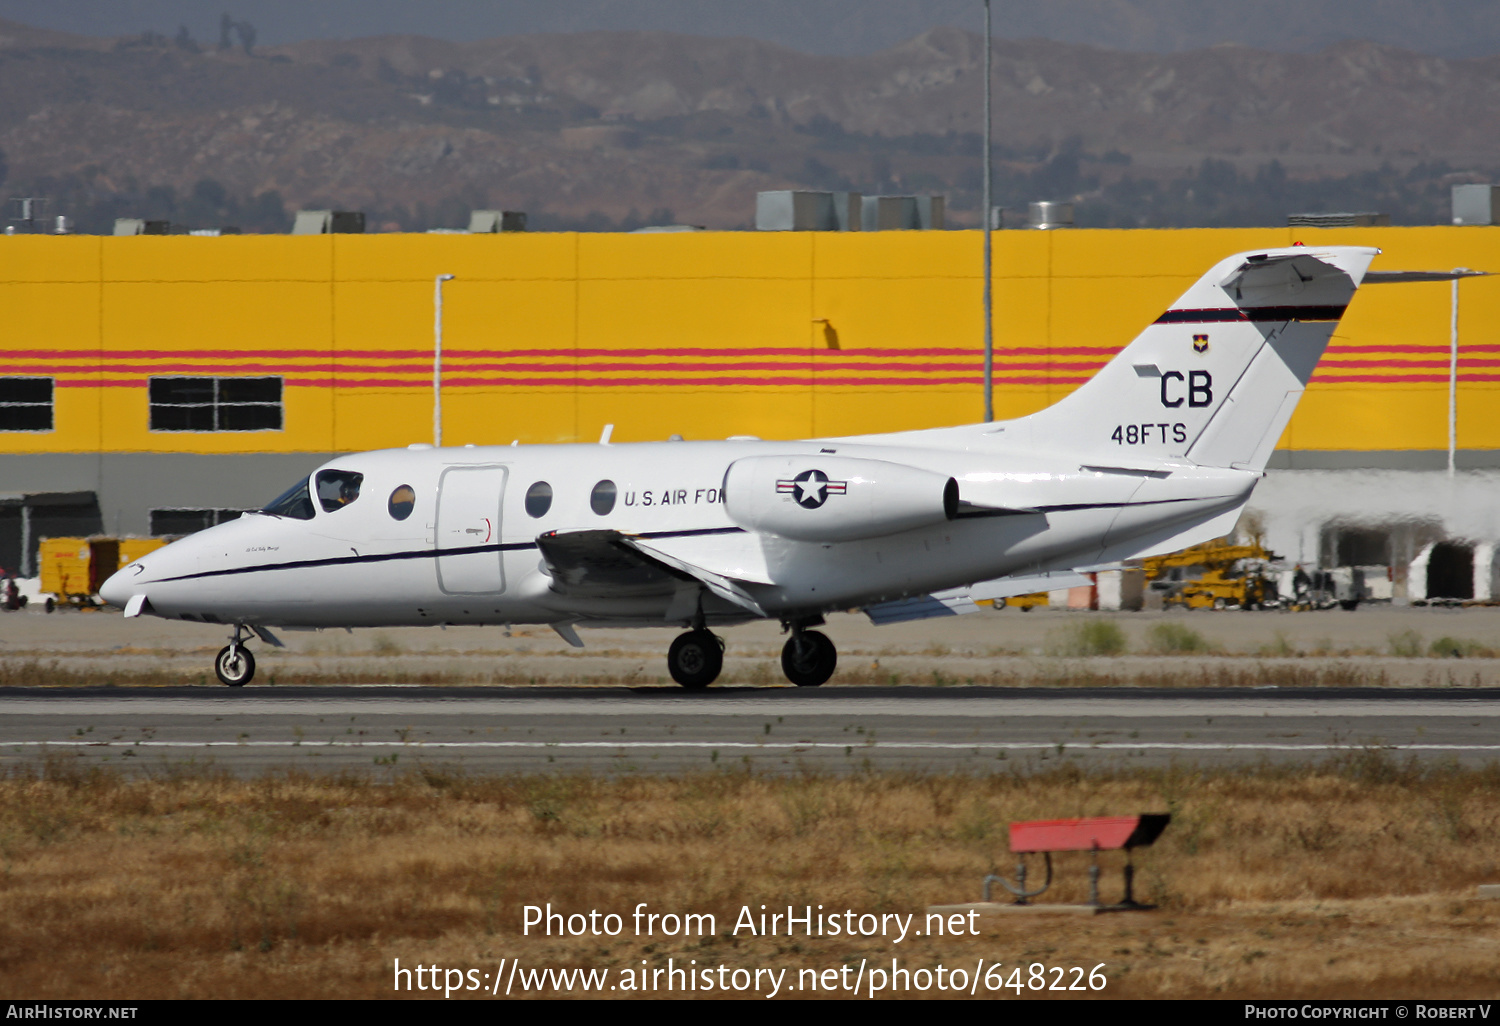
[435, 465, 507, 594]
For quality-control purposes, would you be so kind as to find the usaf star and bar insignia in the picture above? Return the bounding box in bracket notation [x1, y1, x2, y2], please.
[776, 469, 848, 509]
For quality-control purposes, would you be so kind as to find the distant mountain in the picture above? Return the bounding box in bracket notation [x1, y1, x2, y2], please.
[5, 0, 1500, 58]
[1, 20, 1496, 230]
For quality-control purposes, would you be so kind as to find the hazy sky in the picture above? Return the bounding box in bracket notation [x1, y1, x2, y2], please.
[2, 1, 1498, 57]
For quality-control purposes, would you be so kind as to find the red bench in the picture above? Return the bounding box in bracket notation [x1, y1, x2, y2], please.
[984, 813, 1171, 908]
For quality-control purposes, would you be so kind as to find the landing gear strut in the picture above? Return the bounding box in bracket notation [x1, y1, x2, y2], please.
[668, 630, 723, 689]
[781, 627, 837, 687]
[215, 625, 256, 687]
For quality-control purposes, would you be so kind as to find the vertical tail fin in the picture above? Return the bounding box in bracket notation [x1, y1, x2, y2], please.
[1019, 246, 1379, 471]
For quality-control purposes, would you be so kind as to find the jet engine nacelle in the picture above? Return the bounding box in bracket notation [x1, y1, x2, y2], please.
[723, 455, 958, 542]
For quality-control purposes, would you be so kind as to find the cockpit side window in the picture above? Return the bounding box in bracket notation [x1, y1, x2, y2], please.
[262, 479, 316, 520]
[316, 470, 364, 513]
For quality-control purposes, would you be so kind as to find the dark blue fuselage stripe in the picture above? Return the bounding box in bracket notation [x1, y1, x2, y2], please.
[155, 541, 539, 584]
[1154, 305, 1347, 324]
[151, 526, 750, 585]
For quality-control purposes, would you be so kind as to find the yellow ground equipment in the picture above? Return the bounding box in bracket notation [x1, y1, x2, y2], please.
[1143, 540, 1280, 610]
[1003, 593, 1049, 611]
[118, 537, 169, 568]
[38, 536, 169, 609]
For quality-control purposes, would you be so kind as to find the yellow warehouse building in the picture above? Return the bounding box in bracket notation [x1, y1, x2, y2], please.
[2, 226, 1498, 597]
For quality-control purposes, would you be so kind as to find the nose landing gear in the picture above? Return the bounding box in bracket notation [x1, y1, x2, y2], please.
[215, 624, 256, 687]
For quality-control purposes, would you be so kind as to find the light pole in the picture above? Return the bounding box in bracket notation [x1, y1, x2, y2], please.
[982, 0, 994, 422]
[434, 273, 455, 447]
[1449, 268, 1469, 478]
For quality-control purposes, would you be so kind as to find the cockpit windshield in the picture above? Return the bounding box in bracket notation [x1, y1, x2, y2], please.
[315, 470, 364, 513]
[262, 478, 316, 520]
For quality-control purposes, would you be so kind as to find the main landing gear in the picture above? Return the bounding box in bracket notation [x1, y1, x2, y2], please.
[667, 629, 724, 689]
[780, 627, 836, 688]
[215, 624, 256, 687]
[667, 623, 839, 689]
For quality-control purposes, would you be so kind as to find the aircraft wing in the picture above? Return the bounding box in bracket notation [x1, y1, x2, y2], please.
[535, 530, 680, 591]
[863, 570, 1094, 625]
[535, 529, 769, 616]
[621, 538, 768, 616]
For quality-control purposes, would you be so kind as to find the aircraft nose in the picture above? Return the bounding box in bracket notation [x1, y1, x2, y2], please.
[99, 565, 137, 609]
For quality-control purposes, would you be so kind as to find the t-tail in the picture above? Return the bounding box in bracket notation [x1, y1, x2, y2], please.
[1018, 246, 1380, 471]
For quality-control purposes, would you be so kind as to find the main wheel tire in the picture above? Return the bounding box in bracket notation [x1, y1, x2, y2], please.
[667, 630, 723, 689]
[781, 630, 837, 687]
[215, 645, 256, 687]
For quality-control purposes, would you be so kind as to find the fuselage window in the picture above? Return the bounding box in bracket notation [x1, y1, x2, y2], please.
[525, 481, 553, 518]
[262, 479, 316, 521]
[388, 485, 416, 521]
[316, 470, 364, 513]
[590, 479, 617, 516]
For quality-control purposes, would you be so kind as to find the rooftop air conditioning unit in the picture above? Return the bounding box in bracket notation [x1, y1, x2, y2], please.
[292, 210, 366, 234]
[756, 191, 861, 232]
[113, 218, 172, 236]
[1028, 201, 1074, 229]
[468, 210, 528, 233]
[1452, 184, 1499, 226]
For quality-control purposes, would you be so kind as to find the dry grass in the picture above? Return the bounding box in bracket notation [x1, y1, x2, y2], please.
[1, 756, 1497, 999]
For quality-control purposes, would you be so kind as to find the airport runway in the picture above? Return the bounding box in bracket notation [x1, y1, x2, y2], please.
[2, 685, 1498, 774]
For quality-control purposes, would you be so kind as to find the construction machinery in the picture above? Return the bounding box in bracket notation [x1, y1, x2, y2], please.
[1142, 539, 1282, 610]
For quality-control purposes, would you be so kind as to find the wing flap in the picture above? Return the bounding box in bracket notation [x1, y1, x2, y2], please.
[621, 538, 768, 616]
[535, 528, 769, 616]
[969, 571, 1092, 601]
[863, 570, 1094, 624]
[864, 592, 980, 625]
[535, 530, 681, 591]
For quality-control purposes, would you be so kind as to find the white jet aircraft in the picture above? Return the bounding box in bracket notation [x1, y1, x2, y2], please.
[99, 245, 1462, 688]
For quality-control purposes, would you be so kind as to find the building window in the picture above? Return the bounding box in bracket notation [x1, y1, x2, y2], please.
[149, 508, 243, 536]
[149, 377, 283, 432]
[0, 377, 54, 432]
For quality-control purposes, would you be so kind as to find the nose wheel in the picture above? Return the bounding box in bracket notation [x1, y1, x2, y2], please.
[668, 630, 724, 689]
[214, 625, 257, 687]
[781, 630, 836, 687]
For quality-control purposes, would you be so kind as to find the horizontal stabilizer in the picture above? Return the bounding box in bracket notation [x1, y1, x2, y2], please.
[1218, 252, 1350, 295]
[1363, 270, 1490, 284]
